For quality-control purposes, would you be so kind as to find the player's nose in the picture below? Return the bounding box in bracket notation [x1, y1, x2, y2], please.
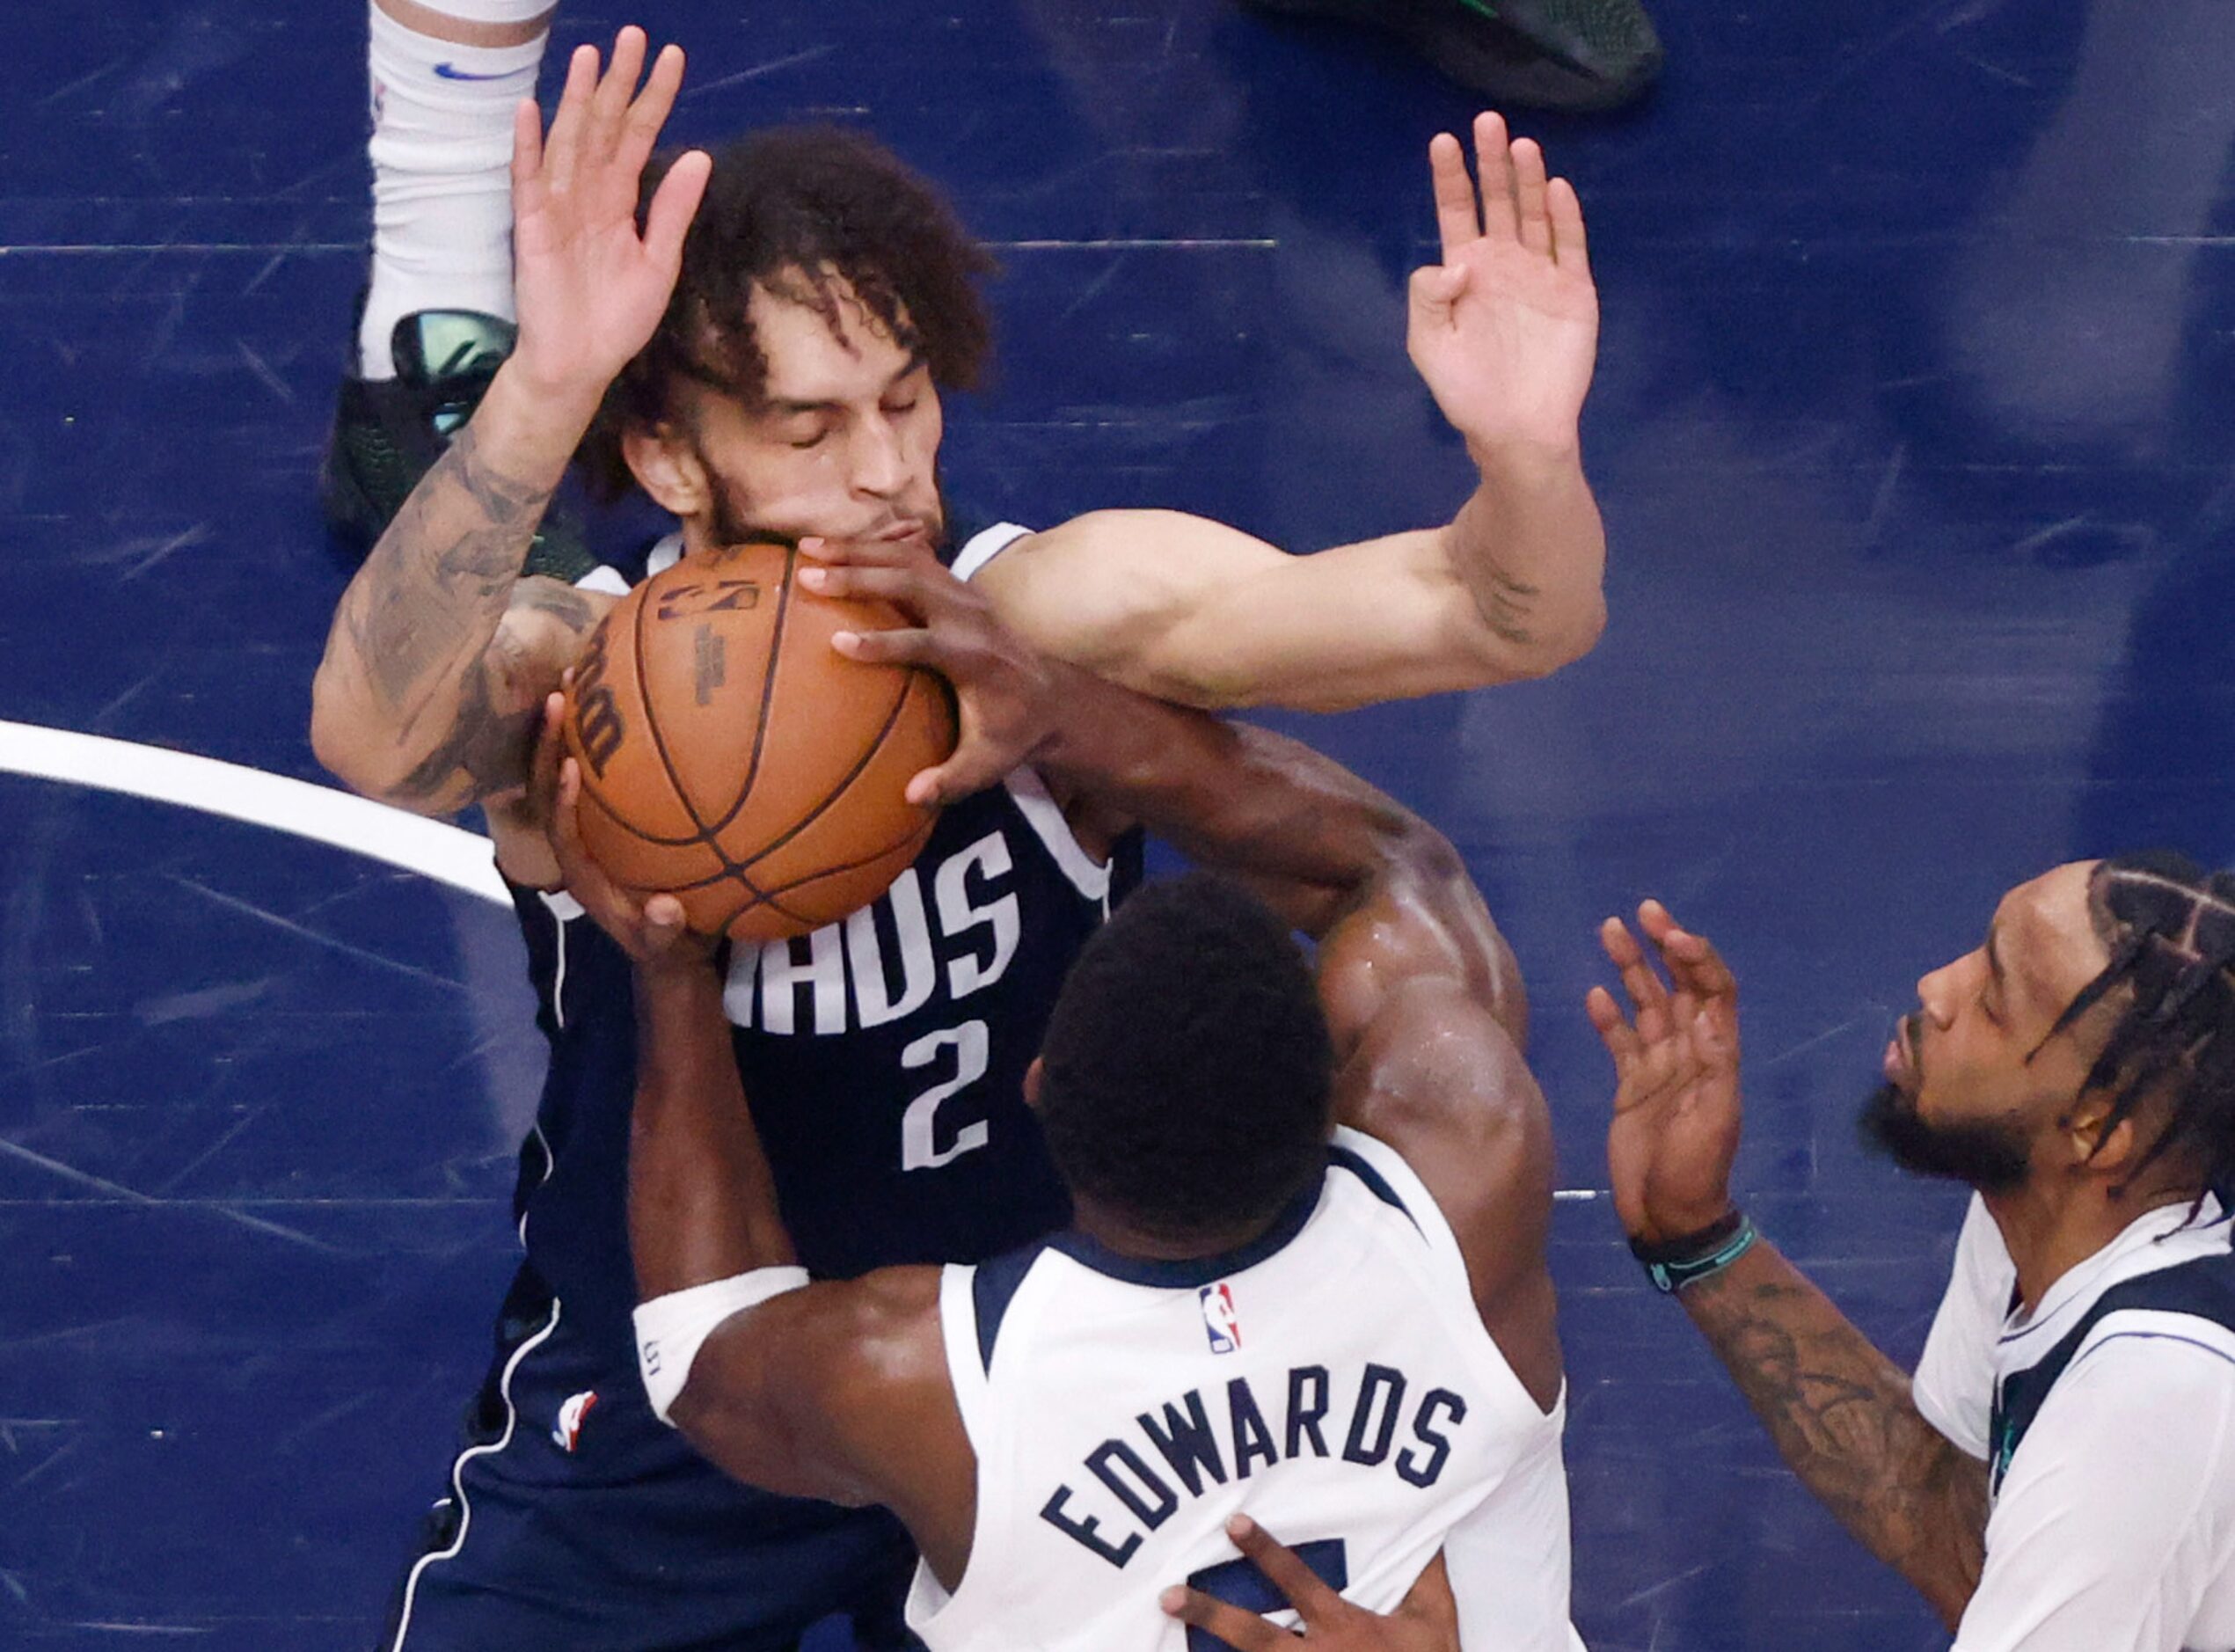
[850, 416, 908, 498]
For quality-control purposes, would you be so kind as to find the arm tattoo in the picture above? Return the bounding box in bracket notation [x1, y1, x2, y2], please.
[390, 661, 543, 805]
[510, 579, 596, 631]
[324, 424, 567, 803]
[1682, 1248, 1988, 1627]
[1470, 565, 1541, 647]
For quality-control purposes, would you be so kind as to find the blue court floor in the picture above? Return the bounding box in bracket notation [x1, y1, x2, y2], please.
[2, 1, 2231, 1647]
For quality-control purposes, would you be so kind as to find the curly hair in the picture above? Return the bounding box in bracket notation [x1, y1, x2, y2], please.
[579, 125, 997, 500]
[1036, 873, 1335, 1246]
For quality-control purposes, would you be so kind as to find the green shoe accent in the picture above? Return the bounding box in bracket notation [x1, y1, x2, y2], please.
[318, 307, 595, 581]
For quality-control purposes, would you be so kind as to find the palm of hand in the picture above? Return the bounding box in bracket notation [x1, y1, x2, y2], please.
[515, 174, 667, 360]
[1411, 234, 1597, 449]
[1604, 1010, 1741, 1243]
[1406, 114, 1598, 453]
[508, 32, 711, 392]
[1589, 907, 1745, 1245]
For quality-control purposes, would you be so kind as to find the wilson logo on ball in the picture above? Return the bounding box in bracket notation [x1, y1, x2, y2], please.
[571, 624, 626, 779]
[560, 541, 956, 943]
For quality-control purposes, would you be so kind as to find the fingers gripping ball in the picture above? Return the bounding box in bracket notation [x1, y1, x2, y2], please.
[562, 541, 957, 940]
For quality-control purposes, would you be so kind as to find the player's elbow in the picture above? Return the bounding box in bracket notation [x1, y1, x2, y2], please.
[309, 673, 380, 795]
[308, 673, 437, 815]
[1481, 588, 1606, 683]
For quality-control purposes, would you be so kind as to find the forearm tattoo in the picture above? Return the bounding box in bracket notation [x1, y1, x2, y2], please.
[325, 426, 592, 803]
[1683, 1253, 1988, 1626]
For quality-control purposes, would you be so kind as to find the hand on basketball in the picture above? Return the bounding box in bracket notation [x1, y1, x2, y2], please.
[798, 535, 1055, 807]
[1586, 903, 1744, 1245]
[1407, 112, 1597, 461]
[1160, 1517, 1460, 1651]
[509, 26, 711, 406]
[535, 691, 714, 972]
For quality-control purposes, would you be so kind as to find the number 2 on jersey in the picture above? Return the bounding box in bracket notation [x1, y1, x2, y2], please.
[900, 1019, 991, 1171]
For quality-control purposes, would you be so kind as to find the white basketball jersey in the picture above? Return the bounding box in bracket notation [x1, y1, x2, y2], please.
[905, 1126, 1581, 1651]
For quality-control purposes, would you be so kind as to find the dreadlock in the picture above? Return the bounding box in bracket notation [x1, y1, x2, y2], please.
[2047, 851, 2235, 1200]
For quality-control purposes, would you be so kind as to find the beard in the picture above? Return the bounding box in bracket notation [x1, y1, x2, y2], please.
[702, 470, 950, 555]
[1858, 1081, 2033, 1194]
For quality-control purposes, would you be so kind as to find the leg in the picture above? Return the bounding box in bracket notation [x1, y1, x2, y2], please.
[324, 0, 593, 574]
[362, 0, 551, 376]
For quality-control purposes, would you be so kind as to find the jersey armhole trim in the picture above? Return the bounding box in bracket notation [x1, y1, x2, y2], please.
[1327, 1144, 1424, 1236]
[1003, 768, 1111, 902]
[951, 523, 1033, 583]
[939, 1263, 997, 1431]
[1330, 1126, 1471, 1283]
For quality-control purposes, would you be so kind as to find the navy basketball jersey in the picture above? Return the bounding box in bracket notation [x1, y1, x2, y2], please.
[506, 523, 1136, 1347]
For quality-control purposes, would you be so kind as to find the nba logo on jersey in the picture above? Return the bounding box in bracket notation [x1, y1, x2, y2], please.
[1199, 1283, 1241, 1354]
[552, 1390, 599, 1453]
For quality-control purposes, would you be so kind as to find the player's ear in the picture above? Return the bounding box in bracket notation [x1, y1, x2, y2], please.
[1022, 1056, 1045, 1114]
[2063, 1091, 2133, 1173]
[623, 420, 711, 517]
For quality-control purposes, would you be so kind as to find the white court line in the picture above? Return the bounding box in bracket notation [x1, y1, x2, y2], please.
[0, 720, 510, 907]
[0, 723, 1619, 1198]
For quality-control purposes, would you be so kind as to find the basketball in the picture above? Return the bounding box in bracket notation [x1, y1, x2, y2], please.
[560, 540, 957, 941]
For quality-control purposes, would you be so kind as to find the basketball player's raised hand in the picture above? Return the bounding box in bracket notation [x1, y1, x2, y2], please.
[1407, 113, 1596, 458]
[1160, 1516, 1460, 1651]
[800, 535, 1056, 808]
[1587, 903, 1744, 1245]
[508, 27, 711, 406]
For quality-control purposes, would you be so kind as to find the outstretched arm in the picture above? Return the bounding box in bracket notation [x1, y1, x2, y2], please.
[815, 536, 1557, 1397]
[310, 30, 707, 813]
[1589, 905, 1988, 1627]
[972, 113, 1603, 712]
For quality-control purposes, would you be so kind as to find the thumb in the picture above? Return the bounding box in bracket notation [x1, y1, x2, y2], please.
[641, 894, 690, 949]
[1409, 262, 1470, 317]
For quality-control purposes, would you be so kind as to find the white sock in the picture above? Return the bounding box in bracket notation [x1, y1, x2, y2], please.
[360, 4, 549, 377]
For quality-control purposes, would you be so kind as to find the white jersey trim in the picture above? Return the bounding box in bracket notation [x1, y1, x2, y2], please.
[951, 522, 1034, 583]
[386, 1297, 564, 1650]
[939, 1263, 997, 1434]
[1329, 1127, 1473, 1300]
[2070, 1307, 2235, 1380]
[1000, 768, 1112, 903]
[598, 524, 1026, 591]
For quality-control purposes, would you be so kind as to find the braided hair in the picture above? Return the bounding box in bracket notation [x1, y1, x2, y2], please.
[2046, 851, 2235, 1199]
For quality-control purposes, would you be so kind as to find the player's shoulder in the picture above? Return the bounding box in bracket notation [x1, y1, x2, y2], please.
[1341, 974, 1540, 1155]
[2067, 1303, 2235, 1403]
[778, 1266, 947, 1392]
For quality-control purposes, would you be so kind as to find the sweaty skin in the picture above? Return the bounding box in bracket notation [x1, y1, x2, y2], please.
[310, 29, 1609, 877]
[551, 544, 1559, 1600]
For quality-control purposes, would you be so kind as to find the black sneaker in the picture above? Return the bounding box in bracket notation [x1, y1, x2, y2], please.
[1238, 0, 1662, 112]
[319, 309, 596, 582]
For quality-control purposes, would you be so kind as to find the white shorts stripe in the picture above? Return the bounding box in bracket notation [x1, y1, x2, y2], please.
[386, 1297, 563, 1651]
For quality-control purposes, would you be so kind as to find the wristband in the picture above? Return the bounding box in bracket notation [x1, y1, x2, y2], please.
[634, 1267, 810, 1424]
[1630, 1208, 1757, 1294]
